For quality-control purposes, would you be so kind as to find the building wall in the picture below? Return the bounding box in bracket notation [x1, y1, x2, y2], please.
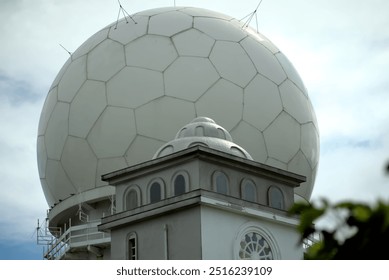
[110, 206, 202, 260]
[200, 205, 303, 260]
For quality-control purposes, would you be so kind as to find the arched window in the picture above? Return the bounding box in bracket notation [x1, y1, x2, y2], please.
[124, 186, 140, 211]
[268, 186, 285, 210]
[213, 171, 229, 195]
[174, 174, 186, 196]
[150, 182, 161, 203]
[127, 232, 137, 260]
[241, 179, 256, 202]
[148, 178, 165, 204]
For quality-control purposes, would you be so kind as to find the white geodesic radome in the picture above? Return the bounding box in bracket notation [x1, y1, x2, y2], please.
[37, 6, 319, 209]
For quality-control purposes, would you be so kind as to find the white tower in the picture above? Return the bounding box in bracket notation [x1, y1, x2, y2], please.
[37, 6, 319, 259]
[99, 117, 305, 259]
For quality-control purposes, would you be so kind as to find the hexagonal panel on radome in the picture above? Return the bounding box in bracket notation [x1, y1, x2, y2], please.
[58, 56, 86, 102]
[301, 122, 320, 168]
[107, 67, 164, 108]
[50, 58, 71, 91]
[243, 29, 280, 54]
[125, 35, 178, 72]
[45, 102, 69, 160]
[279, 79, 312, 124]
[62, 136, 97, 192]
[243, 75, 283, 132]
[210, 41, 256, 88]
[164, 57, 219, 102]
[241, 37, 286, 85]
[45, 159, 76, 202]
[96, 157, 128, 187]
[135, 97, 196, 142]
[264, 112, 301, 163]
[276, 52, 307, 94]
[136, 6, 180, 16]
[194, 17, 246, 42]
[172, 29, 215, 57]
[125, 136, 165, 166]
[72, 28, 109, 60]
[149, 11, 193, 37]
[40, 179, 55, 207]
[87, 39, 125, 81]
[69, 80, 107, 138]
[108, 16, 148, 45]
[37, 136, 47, 179]
[265, 157, 288, 170]
[88, 106, 136, 158]
[38, 87, 58, 136]
[230, 121, 267, 163]
[288, 151, 314, 199]
[196, 79, 243, 131]
[181, 7, 234, 20]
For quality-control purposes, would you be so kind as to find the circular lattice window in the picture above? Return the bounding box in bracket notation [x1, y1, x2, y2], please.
[239, 232, 273, 260]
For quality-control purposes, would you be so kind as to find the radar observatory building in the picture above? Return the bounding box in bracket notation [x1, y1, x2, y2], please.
[37, 6, 319, 260]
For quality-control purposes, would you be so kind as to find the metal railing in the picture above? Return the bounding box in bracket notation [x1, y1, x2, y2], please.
[43, 219, 110, 260]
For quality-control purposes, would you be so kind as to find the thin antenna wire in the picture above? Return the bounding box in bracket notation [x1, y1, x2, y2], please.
[114, 0, 137, 29]
[239, 0, 263, 31]
[59, 44, 72, 56]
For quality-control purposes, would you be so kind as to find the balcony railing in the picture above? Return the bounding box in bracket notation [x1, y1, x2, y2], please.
[42, 220, 110, 260]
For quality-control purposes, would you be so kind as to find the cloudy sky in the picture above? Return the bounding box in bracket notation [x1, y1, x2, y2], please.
[0, 0, 388, 259]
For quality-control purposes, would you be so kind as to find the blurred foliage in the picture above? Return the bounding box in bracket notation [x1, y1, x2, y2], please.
[289, 162, 389, 259]
[289, 199, 389, 259]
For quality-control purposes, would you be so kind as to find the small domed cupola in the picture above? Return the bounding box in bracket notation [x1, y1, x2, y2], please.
[153, 117, 253, 160]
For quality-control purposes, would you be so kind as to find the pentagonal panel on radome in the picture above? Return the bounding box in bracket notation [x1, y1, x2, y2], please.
[210, 41, 256, 88]
[149, 11, 193, 37]
[172, 29, 215, 57]
[164, 57, 219, 102]
[181, 7, 234, 20]
[87, 39, 125, 82]
[276, 52, 307, 94]
[288, 151, 313, 199]
[264, 112, 301, 163]
[37, 136, 47, 179]
[301, 122, 320, 168]
[58, 56, 86, 102]
[108, 16, 148, 45]
[280, 79, 312, 124]
[125, 35, 178, 72]
[72, 28, 109, 60]
[230, 121, 268, 163]
[88, 106, 136, 158]
[45, 102, 69, 160]
[125, 136, 165, 166]
[107, 67, 164, 108]
[241, 37, 287, 85]
[38, 87, 58, 136]
[196, 79, 243, 131]
[45, 159, 76, 203]
[62, 136, 97, 192]
[135, 97, 196, 142]
[96, 157, 128, 187]
[69, 80, 107, 138]
[243, 75, 282, 131]
[194, 17, 246, 42]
